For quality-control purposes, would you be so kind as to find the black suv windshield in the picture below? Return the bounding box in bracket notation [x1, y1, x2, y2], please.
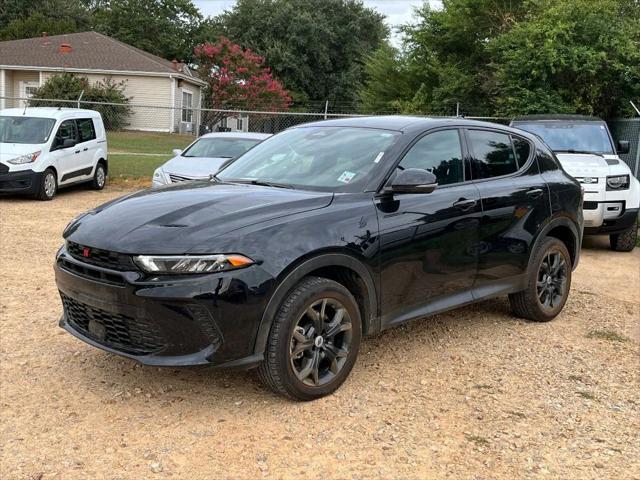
[0, 116, 56, 144]
[217, 126, 400, 190]
[182, 137, 261, 158]
[513, 121, 614, 154]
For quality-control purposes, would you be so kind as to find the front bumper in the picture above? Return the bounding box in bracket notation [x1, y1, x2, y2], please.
[0, 169, 42, 195]
[55, 246, 274, 368]
[584, 208, 638, 235]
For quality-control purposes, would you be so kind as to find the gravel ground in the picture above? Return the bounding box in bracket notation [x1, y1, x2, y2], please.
[1, 185, 639, 480]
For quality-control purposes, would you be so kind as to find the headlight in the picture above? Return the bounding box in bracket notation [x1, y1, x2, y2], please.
[7, 151, 41, 164]
[153, 168, 166, 184]
[133, 254, 254, 274]
[606, 174, 630, 190]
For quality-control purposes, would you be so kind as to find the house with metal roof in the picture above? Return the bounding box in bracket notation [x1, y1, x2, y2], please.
[0, 31, 207, 133]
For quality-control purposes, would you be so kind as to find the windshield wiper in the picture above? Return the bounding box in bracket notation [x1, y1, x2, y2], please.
[555, 149, 604, 156]
[222, 178, 294, 189]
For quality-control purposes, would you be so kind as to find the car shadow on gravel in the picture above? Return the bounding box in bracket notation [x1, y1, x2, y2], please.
[58, 297, 532, 405]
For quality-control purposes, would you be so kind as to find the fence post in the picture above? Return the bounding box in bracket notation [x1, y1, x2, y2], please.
[77, 90, 84, 108]
[324, 100, 329, 120]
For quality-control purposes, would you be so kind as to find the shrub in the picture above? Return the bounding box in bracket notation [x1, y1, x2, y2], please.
[29, 73, 132, 130]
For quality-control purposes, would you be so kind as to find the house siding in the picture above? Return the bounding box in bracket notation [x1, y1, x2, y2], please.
[2, 68, 204, 133]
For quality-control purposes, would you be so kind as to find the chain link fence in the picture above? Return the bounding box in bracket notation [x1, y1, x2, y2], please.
[608, 118, 640, 178]
[1, 95, 637, 179]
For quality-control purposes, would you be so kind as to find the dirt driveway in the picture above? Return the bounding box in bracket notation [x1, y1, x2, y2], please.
[1, 186, 639, 479]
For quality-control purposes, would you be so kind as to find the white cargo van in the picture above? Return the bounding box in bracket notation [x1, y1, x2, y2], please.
[0, 107, 108, 200]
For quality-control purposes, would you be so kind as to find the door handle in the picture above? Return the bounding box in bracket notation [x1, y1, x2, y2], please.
[526, 188, 544, 198]
[83, 147, 88, 151]
[74, 150, 80, 154]
[453, 198, 477, 210]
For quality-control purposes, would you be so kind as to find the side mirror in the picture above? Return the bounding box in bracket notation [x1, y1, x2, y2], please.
[172, 148, 183, 156]
[387, 168, 438, 194]
[62, 138, 77, 148]
[617, 140, 630, 155]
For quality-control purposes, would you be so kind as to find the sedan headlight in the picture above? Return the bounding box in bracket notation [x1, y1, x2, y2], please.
[133, 254, 254, 274]
[7, 150, 41, 164]
[606, 174, 630, 190]
[152, 168, 167, 185]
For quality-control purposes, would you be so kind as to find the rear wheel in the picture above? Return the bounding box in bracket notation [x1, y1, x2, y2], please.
[257, 276, 361, 401]
[90, 163, 107, 190]
[509, 237, 572, 322]
[35, 168, 57, 201]
[610, 218, 637, 252]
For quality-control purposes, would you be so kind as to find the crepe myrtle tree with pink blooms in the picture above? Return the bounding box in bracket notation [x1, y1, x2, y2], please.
[194, 36, 291, 130]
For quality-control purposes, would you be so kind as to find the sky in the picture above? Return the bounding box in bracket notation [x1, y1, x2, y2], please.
[193, 0, 443, 44]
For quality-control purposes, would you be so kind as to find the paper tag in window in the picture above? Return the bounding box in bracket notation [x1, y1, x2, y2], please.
[373, 152, 385, 163]
[337, 171, 356, 184]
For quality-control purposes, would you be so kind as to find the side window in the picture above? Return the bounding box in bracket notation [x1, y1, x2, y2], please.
[467, 130, 518, 179]
[398, 129, 464, 186]
[76, 118, 96, 143]
[52, 120, 78, 150]
[512, 136, 531, 165]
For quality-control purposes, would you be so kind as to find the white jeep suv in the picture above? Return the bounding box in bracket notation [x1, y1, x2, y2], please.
[512, 115, 638, 251]
[0, 107, 108, 200]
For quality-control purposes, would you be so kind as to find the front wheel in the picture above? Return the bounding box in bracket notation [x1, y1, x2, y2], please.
[610, 218, 638, 252]
[35, 168, 57, 201]
[257, 276, 361, 401]
[509, 237, 572, 322]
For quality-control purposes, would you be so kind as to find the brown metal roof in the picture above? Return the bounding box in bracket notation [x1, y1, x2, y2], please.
[0, 31, 204, 84]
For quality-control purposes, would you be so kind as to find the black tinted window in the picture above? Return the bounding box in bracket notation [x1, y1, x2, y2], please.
[399, 130, 464, 185]
[53, 120, 77, 149]
[76, 118, 96, 143]
[513, 136, 531, 165]
[468, 130, 517, 179]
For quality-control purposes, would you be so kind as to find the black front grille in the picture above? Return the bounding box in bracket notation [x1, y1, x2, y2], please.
[61, 294, 166, 355]
[0, 163, 8, 174]
[67, 241, 135, 271]
[583, 201, 599, 210]
[58, 258, 125, 285]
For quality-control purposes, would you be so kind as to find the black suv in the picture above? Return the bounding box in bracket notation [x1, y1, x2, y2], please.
[55, 117, 583, 400]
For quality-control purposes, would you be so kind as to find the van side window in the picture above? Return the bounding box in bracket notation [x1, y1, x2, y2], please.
[398, 129, 464, 185]
[76, 118, 96, 143]
[467, 129, 518, 179]
[52, 120, 78, 149]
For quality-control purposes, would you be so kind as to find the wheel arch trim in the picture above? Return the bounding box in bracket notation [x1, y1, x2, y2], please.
[253, 252, 378, 356]
[532, 215, 581, 270]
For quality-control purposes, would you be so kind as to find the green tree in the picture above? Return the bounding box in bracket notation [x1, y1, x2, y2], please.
[0, 0, 91, 40]
[30, 73, 131, 130]
[210, 0, 388, 107]
[89, 0, 204, 62]
[490, 0, 640, 117]
[360, 0, 639, 118]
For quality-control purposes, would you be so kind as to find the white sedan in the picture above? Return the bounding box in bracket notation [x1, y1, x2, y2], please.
[152, 132, 271, 187]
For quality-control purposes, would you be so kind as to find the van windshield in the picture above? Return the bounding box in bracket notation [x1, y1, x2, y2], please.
[0, 116, 56, 144]
[513, 121, 614, 154]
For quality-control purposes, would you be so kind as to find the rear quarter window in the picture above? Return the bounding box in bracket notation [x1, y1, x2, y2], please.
[77, 118, 96, 143]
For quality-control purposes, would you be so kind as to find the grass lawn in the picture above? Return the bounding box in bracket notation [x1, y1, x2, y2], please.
[106, 130, 195, 180]
[107, 130, 194, 154]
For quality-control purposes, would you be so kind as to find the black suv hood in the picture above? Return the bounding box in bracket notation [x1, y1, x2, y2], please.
[65, 182, 333, 254]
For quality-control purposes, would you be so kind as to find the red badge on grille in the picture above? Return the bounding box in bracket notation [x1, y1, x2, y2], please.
[82, 247, 91, 257]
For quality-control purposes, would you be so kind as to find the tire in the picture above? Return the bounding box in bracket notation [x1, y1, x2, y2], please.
[90, 163, 107, 190]
[509, 237, 572, 322]
[257, 276, 362, 401]
[35, 168, 57, 201]
[610, 218, 638, 252]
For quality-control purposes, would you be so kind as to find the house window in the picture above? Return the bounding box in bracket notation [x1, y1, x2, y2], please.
[181, 90, 193, 123]
[20, 81, 40, 106]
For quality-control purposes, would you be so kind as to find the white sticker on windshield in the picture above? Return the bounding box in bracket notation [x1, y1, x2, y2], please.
[373, 152, 385, 163]
[337, 171, 356, 184]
